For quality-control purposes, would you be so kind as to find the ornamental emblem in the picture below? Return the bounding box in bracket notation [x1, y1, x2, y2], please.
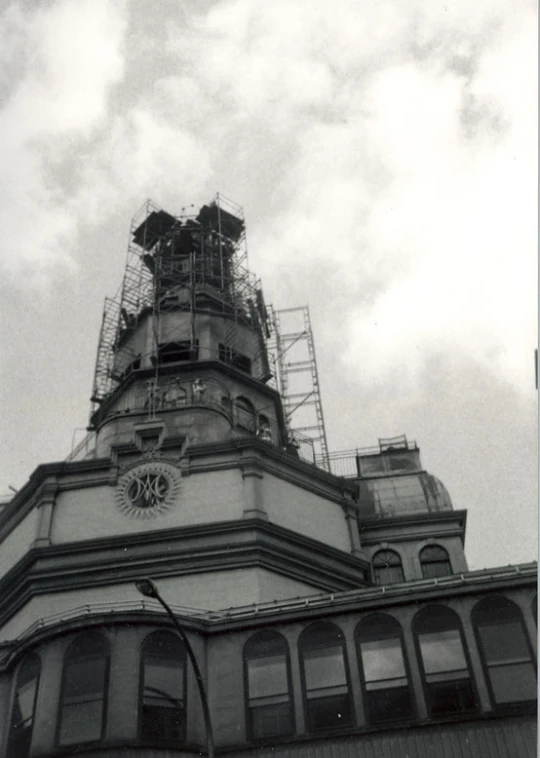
[116, 461, 181, 519]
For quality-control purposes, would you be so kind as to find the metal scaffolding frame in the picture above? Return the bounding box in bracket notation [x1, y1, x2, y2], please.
[89, 194, 271, 420]
[268, 305, 330, 470]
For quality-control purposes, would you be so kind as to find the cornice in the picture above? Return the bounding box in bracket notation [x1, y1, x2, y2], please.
[359, 510, 467, 544]
[1, 565, 535, 669]
[0, 519, 370, 631]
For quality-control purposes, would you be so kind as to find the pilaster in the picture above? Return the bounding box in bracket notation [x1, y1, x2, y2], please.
[33, 479, 59, 547]
[240, 451, 267, 520]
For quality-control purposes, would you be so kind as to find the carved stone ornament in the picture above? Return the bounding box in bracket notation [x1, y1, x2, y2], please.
[115, 461, 181, 519]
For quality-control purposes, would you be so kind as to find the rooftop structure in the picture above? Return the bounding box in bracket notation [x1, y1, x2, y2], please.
[0, 197, 535, 758]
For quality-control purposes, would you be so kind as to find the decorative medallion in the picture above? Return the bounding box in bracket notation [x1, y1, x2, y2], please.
[116, 461, 182, 519]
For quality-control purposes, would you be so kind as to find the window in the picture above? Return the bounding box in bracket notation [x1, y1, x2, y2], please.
[299, 622, 353, 732]
[7, 654, 41, 758]
[234, 396, 256, 432]
[158, 340, 198, 364]
[57, 632, 110, 746]
[244, 631, 293, 740]
[472, 596, 536, 708]
[219, 343, 252, 374]
[140, 631, 186, 742]
[372, 549, 404, 585]
[420, 545, 452, 579]
[356, 615, 414, 724]
[414, 606, 476, 717]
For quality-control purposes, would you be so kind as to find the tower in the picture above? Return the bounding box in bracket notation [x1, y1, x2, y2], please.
[0, 197, 535, 758]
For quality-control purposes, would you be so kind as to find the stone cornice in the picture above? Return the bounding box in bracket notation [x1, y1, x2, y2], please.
[0, 519, 370, 631]
[0, 565, 535, 670]
[358, 510, 467, 544]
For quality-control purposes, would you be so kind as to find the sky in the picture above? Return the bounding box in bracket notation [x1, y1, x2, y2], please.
[0, 0, 536, 571]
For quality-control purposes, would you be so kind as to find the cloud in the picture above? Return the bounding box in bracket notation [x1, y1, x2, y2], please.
[0, 0, 128, 279]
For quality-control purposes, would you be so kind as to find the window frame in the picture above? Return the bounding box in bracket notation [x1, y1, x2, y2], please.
[413, 605, 478, 720]
[419, 545, 452, 579]
[355, 614, 415, 725]
[56, 631, 110, 748]
[138, 630, 187, 744]
[372, 549, 405, 585]
[6, 653, 41, 758]
[298, 621, 354, 733]
[472, 596, 537, 713]
[243, 630, 295, 742]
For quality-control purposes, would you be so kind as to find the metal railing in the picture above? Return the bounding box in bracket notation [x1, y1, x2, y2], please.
[2, 562, 535, 652]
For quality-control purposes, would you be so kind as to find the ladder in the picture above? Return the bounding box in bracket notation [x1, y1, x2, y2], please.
[270, 306, 330, 470]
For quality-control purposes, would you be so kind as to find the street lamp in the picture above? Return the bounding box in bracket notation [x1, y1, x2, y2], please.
[135, 578, 215, 758]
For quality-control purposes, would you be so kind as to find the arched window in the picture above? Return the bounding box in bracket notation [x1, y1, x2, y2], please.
[356, 615, 414, 724]
[372, 549, 404, 585]
[7, 654, 41, 758]
[414, 606, 476, 717]
[57, 631, 110, 746]
[140, 631, 186, 742]
[420, 545, 452, 579]
[234, 396, 256, 432]
[299, 622, 353, 732]
[472, 596, 536, 709]
[244, 631, 293, 740]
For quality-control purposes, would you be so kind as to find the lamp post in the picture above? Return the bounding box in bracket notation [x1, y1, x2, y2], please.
[135, 578, 215, 758]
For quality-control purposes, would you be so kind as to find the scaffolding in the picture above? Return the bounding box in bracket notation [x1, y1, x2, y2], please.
[89, 194, 271, 421]
[268, 306, 330, 470]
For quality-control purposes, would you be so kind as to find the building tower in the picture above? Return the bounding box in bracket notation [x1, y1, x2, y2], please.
[0, 197, 536, 758]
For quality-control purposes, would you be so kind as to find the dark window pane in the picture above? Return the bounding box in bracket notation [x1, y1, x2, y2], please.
[422, 561, 452, 579]
[428, 679, 475, 715]
[478, 622, 531, 663]
[141, 704, 185, 741]
[304, 647, 347, 691]
[307, 694, 352, 731]
[250, 703, 293, 739]
[8, 654, 41, 758]
[374, 565, 404, 584]
[59, 636, 108, 747]
[361, 638, 406, 682]
[7, 727, 32, 758]
[373, 550, 402, 567]
[489, 662, 537, 703]
[64, 658, 107, 700]
[144, 658, 184, 707]
[419, 630, 467, 675]
[366, 686, 413, 723]
[14, 679, 38, 726]
[59, 700, 103, 745]
[421, 546, 449, 562]
[248, 654, 288, 699]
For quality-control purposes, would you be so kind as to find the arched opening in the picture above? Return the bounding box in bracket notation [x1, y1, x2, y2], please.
[413, 606, 476, 717]
[299, 622, 353, 732]
[7, 654, 41, 758]
[419, 545, 452, 579]
[372, 549, 404, 585]
[244, 631, 293, 740]
[140, 631, 186, 742]
[356, 614, 414, 724]
[57, 631, 110, 746]
[472, 596, 536, 709]
[234, 396, 256, 433]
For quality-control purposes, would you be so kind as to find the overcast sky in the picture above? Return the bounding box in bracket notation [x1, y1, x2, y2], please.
[0, 0, 536, 571]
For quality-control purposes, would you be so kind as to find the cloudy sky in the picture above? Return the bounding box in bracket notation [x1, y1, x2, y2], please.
[0, 0, 536, 570]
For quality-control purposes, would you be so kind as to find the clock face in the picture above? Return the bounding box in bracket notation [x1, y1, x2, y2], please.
[115, 461, 181, 519]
